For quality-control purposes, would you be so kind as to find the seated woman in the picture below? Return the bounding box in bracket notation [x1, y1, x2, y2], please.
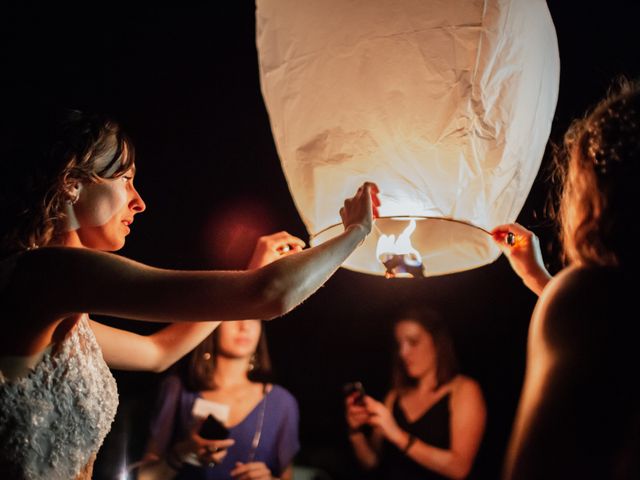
[0, 108, 379, 480]
[139, 250, 299, 480]
[345, 308, 486, 480]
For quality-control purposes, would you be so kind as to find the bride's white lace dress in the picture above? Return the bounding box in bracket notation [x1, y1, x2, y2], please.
[0, 315, 118, 479]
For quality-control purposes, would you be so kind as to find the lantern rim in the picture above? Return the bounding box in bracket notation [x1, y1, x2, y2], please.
[310, 216, 492, 241]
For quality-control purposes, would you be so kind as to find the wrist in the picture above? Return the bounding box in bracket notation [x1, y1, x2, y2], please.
[345, 223, 369, 243]
[390, 428, 408, 448]
[524, 267, 552, 295]
[402, 433, 417, 454]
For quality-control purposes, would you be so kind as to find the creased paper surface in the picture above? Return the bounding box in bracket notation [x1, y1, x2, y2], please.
[257, 0, 559, 276]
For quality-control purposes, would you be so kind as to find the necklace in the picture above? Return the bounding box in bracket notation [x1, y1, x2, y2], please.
[247, 383, 269, 462]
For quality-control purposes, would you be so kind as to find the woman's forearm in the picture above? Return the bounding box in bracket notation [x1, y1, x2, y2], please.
[349, 431, 379, 470]
[148, 321, 220, 372]
[522, 266, 553, 297]
[390, 431, 471, 480]
[90, 319, 219, 372]
[259, 224, 368, 318]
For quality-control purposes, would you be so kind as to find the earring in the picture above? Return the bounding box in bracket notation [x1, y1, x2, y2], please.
[248, 354, 257, 372]
[66, 184, 81, 205]
[66, 192, 79, 205]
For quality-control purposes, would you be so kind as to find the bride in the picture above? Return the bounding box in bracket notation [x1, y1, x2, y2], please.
[0, 108, 379, 479]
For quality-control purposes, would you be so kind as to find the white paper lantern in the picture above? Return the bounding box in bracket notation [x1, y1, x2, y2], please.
[256, 0, 559, 277]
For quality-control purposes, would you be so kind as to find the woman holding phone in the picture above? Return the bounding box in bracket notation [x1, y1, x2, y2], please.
[139, 237, 300, 480]
[345, 308, 486, 480]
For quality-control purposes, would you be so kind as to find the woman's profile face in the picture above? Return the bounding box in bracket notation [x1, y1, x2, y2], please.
[71, 165, 146, 251]
[395, 320, 437, 380]
[216, 320, 262, 360]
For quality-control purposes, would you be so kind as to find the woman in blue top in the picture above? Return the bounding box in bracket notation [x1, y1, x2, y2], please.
[139, 238, 301, 480]
[140, 320, 299, 480]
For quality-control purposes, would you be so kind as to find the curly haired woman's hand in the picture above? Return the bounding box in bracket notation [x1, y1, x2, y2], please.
[491, 223, 552, 296]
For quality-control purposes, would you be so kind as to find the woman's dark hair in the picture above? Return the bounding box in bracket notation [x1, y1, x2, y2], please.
[392, 307, 458, 392]
[554, 77, 640, 267]
[0, 107, 135, 256]
[184, 322, 273, 391]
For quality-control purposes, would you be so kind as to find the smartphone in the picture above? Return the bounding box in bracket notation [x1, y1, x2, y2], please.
[343, 381, 366, 406]
[198, 414, 230, 440]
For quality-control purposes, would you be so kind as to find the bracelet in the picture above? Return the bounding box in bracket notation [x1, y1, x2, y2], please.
[403, 434, 416, 454]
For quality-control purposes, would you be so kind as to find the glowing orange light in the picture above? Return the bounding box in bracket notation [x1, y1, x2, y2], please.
[376, 220, 424, 278]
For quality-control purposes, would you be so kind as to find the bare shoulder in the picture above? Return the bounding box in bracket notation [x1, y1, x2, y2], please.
[541, 265, 619, 301]
[533, 265, 631, 359]
[510, 267, 639, 478]
[450, 375, 484, 404]
[451, 375, 481, 392]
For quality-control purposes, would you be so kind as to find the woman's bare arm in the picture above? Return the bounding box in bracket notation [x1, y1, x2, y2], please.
[89, 232, 303, 372]
[348, 390, 395, 470]
[373, 380, 486, 479]
[13, 183, 378, 326]
[89, 319, 219, 371]
[491, 223, 552, 296]
[400, 379, 486, 479]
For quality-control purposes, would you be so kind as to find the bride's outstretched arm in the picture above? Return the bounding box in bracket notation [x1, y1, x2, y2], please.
[90, 231, 305, 372]
[16, 182, 379, 323]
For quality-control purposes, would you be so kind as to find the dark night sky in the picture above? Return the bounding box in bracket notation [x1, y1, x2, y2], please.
[2, 2, 640, 479]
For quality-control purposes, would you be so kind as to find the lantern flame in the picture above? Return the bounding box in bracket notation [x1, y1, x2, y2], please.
[376, 220, 425, 278]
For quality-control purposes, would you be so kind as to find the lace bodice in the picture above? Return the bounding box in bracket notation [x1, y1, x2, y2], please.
[0, 315, 118, 479]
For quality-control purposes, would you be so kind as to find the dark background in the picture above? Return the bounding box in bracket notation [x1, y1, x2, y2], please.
[2, 2, 639, 479]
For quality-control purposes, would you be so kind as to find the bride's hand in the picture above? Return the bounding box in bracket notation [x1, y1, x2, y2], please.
[340, 182, 380, 236]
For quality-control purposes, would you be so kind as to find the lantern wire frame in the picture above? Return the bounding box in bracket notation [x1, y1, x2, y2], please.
[310, 216, 498, 278]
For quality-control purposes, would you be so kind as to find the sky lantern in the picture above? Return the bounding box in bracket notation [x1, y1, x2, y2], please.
[256, 0, 559, 277]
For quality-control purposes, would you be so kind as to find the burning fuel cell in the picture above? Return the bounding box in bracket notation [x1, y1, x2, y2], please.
[376, 219, 425, 278]
[379, 252, 425, 278]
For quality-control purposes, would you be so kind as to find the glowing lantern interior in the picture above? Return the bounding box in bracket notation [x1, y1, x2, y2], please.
[376, 219, 420, 260]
